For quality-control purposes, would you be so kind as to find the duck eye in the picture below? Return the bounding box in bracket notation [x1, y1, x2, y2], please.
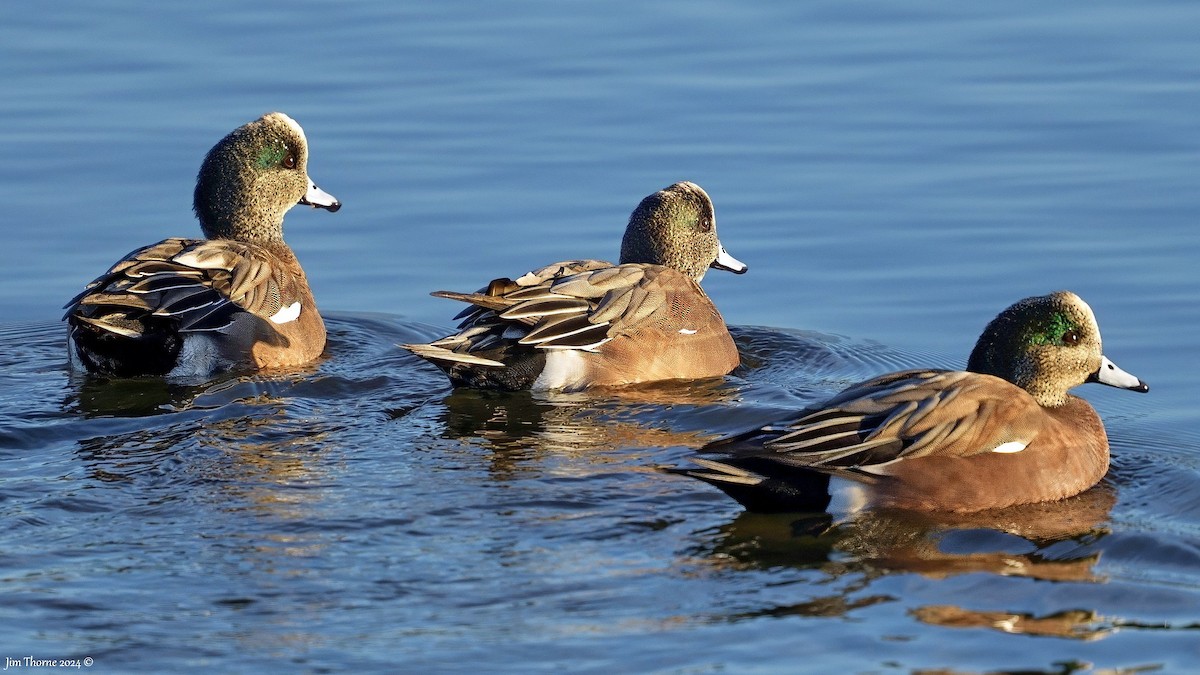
[697, 217, 713, 233]
[282, 152, 297, 170]
[1062, 330, 1081, 346]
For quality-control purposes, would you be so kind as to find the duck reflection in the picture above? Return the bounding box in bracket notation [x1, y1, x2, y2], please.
[910, 605, 1111, 640]
[66, 359, 322, 419]
[68, 372, 210, 418]
[435, 378, 743, 479]
[72, 372, 333, 518]
[698, 483, 1114, 582]
[689, 483, 1117, 633]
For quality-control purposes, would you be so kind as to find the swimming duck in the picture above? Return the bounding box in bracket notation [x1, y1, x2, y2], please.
[403, 181, 747, 390]
[65, 112, 340, 377]
[685, 291, 1148, 513]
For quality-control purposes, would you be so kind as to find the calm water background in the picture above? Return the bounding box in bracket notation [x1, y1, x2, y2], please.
[2, 1, 1199, 672]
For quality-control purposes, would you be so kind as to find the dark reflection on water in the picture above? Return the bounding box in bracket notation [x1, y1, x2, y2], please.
[438, 379, 739, 451]
[68, 376, 204, 418]
[694, 484, 1115, 583]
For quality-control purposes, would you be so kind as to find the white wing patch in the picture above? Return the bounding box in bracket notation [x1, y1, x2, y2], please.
[269, 301, 302, 324]
[678, 328, 698, 335]
[991, 441, 1027, 454]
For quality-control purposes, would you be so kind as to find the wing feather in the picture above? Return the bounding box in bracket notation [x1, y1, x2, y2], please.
[707, 370, 1037, 477]
[65, 238, 301, 339]
[406, 261, 673, 368]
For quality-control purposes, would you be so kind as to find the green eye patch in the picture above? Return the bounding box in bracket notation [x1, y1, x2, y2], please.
[1025, 311, 1077, 346]
[255, 142, 289, 169]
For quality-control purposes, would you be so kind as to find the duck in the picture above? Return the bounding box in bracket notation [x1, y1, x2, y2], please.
[684, 291, 1148, 513]
[64, 112, 340, 377]
[403, 181, 747, 391]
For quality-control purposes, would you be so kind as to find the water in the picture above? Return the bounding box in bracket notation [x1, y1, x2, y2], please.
[2, 1, 1199, 672]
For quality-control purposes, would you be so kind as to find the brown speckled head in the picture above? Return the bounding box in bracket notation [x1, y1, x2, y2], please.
[193, 112, 339, 244]
[619, 181, 746, 282]
[966, 291, 1147, 407]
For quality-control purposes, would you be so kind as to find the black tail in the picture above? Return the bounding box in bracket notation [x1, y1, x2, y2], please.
[675, 457, 833, 513]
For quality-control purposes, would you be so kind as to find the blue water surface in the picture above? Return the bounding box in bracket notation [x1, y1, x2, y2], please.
[2, 1, 1199, 672]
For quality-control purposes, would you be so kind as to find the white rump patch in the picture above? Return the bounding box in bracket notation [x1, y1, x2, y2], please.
[532, 350, 587, 391]
[269, 301, 302, 324]
[827, 476, 870, 518]
[678, 328, 698, 335]
[991, 441, 1027, 454]
[168, 334, 226, 378]
[66, 335, 86, 372]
